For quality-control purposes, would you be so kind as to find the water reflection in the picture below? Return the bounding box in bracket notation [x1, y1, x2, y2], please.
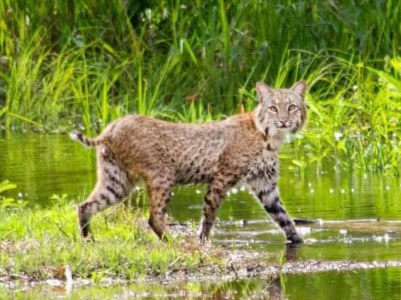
[1, 134, 401, 222]
[6, 275, 285, 300]
[213, 218, 401, 262]
[0, 134, 96, 203]
[9, 267, 401, 300]
[285, 244, 302, 262]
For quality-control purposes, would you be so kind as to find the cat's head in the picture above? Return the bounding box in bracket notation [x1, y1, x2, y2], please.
[254, 81, 307, 136]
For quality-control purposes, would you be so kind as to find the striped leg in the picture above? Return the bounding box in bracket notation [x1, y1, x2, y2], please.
[77, 145, 131, 241]
[247, 174, 302, 244]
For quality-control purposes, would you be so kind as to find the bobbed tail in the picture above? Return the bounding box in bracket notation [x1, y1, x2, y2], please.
[70, 131, 103, 147]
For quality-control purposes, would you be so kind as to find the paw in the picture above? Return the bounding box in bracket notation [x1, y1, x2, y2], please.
[82, 235, 96, 243]
[198, 232, 210, 245]
[287, 234, 303, 244]
[80, 225, 95, 242]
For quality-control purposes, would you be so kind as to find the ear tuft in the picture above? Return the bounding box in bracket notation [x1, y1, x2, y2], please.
[291, 80, 307, 96]
[256, 82, 272, 103]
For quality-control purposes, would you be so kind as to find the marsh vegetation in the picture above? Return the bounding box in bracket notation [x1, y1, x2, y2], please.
[1, 0, 401, 171]
[1, 1, 401, 298]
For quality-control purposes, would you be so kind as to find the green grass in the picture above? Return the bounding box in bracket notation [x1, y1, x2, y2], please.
[0, 198, 223, 282]
[0, 1, 401, 172]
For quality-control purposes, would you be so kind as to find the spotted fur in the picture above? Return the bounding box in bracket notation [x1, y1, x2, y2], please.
[72, 81, 307, 244]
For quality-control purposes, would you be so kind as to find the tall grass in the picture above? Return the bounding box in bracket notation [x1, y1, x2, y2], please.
[289, 53, 401, 173]
[0, 0, 400, 171]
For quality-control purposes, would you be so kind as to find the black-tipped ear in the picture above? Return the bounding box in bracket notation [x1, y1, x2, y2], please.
[291, 80, 307, 97]
[256, 82, 273, 103]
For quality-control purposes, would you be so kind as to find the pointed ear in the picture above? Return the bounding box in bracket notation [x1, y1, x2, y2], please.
[291, 80, 307, 97]
[256, 82, 273, 103]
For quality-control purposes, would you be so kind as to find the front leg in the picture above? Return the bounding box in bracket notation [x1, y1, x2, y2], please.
[247, 175, 303, 244]
[261, 187, 303, 244]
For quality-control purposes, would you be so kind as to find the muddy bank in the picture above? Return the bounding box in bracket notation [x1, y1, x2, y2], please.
[165, 249, 401, 282]
[2, 244, 401, 291]
[2, 219, 401, 292]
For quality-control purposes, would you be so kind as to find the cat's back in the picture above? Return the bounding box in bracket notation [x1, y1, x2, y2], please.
[103, 114, 217, 143]
[101, 113, 263, 164]
[100, 115, 221, 158]
[102, 113, 262, 150]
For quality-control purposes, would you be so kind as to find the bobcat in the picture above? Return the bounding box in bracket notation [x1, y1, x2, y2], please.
[71, 81, 307, 244]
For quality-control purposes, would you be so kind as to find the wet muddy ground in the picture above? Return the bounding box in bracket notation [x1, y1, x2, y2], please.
[2, 219, 401, 299]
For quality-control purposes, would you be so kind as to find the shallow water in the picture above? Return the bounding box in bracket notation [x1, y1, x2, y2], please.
[5, 267, 401, 300]
[1, 134, 401, 298]
[2, 134, 401, 219]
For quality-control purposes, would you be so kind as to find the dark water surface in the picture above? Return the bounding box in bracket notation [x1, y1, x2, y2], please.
[1, 134, 401, 299]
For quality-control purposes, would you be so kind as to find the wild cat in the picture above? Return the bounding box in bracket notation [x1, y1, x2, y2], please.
[71, 81, 307, 244]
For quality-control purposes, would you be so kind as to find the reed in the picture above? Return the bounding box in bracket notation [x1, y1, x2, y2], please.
[0, 0, 400, 171]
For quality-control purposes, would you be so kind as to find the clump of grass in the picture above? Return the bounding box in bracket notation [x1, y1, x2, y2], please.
[289, 54, 401, 174]
[0, 197, 223, 283]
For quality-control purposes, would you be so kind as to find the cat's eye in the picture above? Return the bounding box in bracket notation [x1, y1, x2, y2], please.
[269, 106, 278, 113]
[288, 104, 297, 112]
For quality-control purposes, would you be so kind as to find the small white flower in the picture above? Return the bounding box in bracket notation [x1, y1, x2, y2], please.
[162, 8, 169, 19]
[334, 131, 343, 141]
[145, 8, 152, 20]
[387, 83, 397, 91]
[231, 187, 239, 194]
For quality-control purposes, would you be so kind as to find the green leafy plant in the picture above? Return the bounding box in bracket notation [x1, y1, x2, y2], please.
[0, 180, 20, 209]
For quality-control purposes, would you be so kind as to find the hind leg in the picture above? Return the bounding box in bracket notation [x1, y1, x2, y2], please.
[145, 176, 174, 241]
[199, 174, 240, 243]
[77, 145, 132, 241]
